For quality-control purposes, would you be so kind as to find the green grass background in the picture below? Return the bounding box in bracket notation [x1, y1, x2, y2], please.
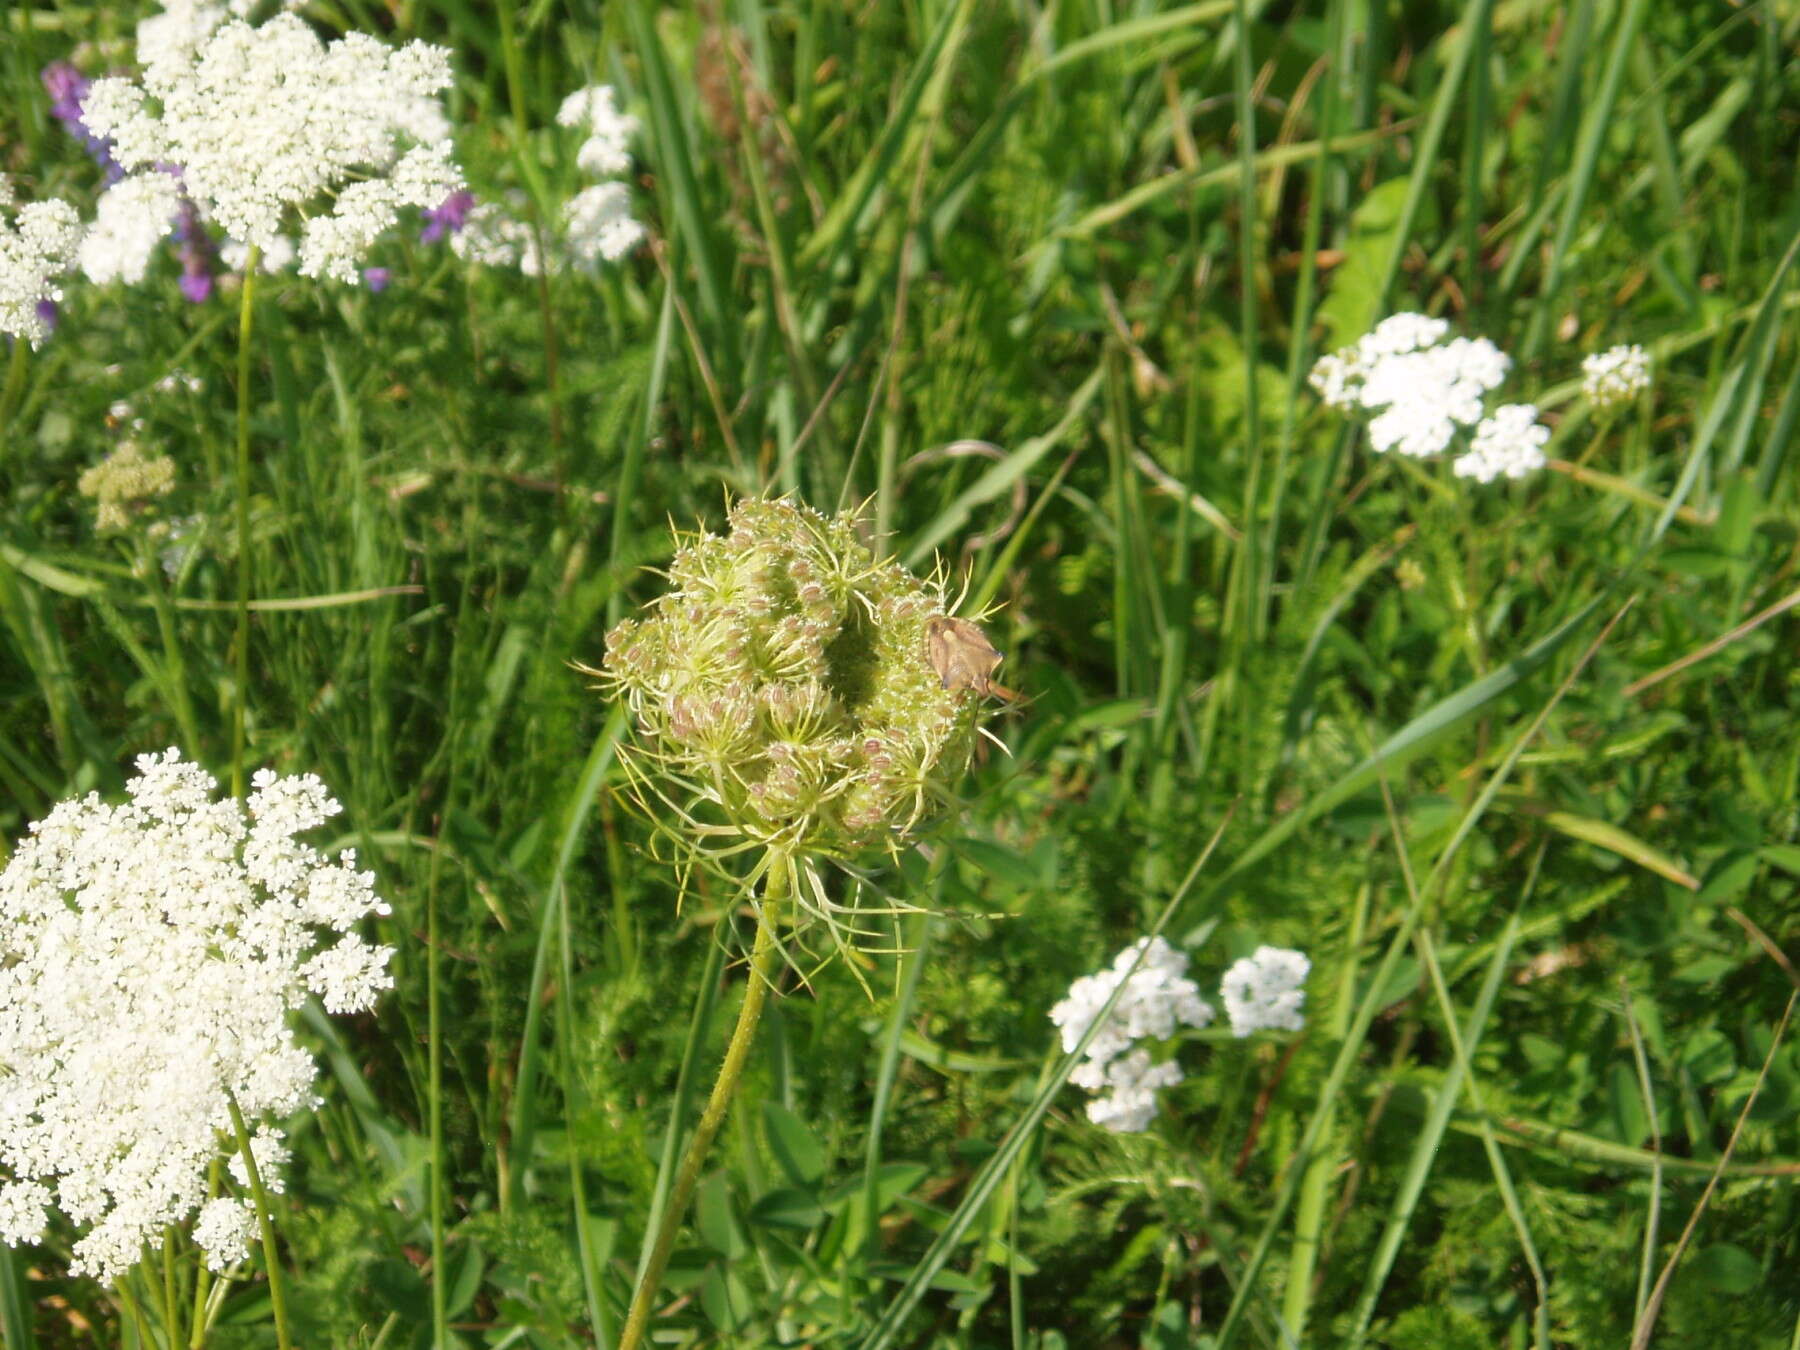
[4, 0, 1800, 1345]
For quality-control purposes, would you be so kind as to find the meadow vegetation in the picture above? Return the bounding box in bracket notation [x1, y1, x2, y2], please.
[2, 1, 1800, 1346]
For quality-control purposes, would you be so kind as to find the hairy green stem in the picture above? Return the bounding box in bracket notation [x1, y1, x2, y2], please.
[226, 1093, 292, 1350]
[229, 251, 260, 799]
[617, 861, 788, 1350]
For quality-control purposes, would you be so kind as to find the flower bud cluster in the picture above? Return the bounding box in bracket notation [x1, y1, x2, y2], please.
[78, 439, 175, 532]
[1580, 343, 1652, 409]
[1049, 937, 1310, 1134]
[602, 497, 987, 859]
[0, 750, 393, 1279]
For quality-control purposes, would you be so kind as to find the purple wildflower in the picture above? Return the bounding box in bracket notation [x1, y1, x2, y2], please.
[173, 198, 215, 303]
[34, 300, 59, 336]
[42, 62, 121, 180]
[420, 190, 474, 245]
[362, 267, 391, 292]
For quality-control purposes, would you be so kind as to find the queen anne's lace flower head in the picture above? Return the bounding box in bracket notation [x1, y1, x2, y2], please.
[1220, 946, 1310, 1037]
[78, 172, 182, 285]
[601, 497, 994, 863]
[1452, 403, 1550, 483]
[1581, 343, 1651, 409]
[0, 750, 393, 1280]
[81, 14, 463, 279]
[0, 180, 83, 346]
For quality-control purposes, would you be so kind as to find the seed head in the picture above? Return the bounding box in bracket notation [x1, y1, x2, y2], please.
[599, 497, 994, 863]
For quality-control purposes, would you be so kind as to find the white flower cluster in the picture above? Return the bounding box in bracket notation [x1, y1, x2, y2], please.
[449, 199, 547, 275]
[81, 13, 463, 284]
[1049, 938, 1214, 1133]
[1452, 403, 1550, 483]
[1050, 938, 1314, 1133]
[454, 83, 643, 274]
[0, 178, 82, 346]
[1311, 312, 1551, 484]
[1581, 343, 1651, 409]
[1219, 946, 1310, 1037]
[558, 83, 645, 265]
[78, 173, 182, 286]
[0, 750, 393, 1280]
[558, 84, 639, 179]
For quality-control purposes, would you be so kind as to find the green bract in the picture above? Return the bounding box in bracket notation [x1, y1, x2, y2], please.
[602, 496, 988, 862]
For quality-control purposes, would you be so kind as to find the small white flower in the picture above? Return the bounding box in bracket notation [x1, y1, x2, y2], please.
[1220, 946, 1310, 1037]
[564, 182, 644, 265]
[220, 234, 297, 274]
[79, 173, 182, 286]
[449, 199, 545, 273]
[0, 1181, 50, 1246]
[0, 184, 82, 346]
[1453, 403, 1550, 483]
[1312, 315, 1514, 463]
[1048, 936, 1214, 1065]
[1581, 343, 1651, 409]
[192, 1197, 256, 1272]
[1083, 1048, 1184, 1134]
[226, 1128, 290, 1194]
[558, 84, 639, 179]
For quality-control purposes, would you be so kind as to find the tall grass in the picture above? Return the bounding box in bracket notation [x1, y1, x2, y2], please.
[2, 1, 1800, 1345]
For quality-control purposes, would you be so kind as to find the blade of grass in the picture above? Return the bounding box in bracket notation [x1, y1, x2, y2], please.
[504, 707, 626, 1209]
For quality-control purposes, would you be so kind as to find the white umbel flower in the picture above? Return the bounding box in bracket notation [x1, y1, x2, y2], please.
[0, 182, 82, 346]
[82, 14, 462, 267]
[1220, 946, 1310, 1037]
[0, 750, 393, 1281]
[1581, 343, 1651, 409]
[1311, 314, 1514, 462]
[78, 173, 182, 285]
[1308, 312, 1451, 410]
[564, 182, 644, 265]
[192, 1197, 255, 1272]
[1452, 403, 1550, 483]
[558, 84, 639, 178]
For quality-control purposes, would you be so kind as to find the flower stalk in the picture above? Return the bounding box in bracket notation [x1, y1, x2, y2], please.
[227, 1093, 292, 1350]
[230, 248, 258, 800]
[616, 860, 788, 1350]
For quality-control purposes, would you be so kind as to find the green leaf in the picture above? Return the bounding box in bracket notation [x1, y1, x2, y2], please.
[1696, 851, 1760, 904]
[749, 1187, 826, 1230]
[763, 1100, 827, 1188]
[1688, 1243, 1763, 1295]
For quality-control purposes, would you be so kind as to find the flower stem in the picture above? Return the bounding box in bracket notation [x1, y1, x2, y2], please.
[161, 1227, 183, 1347]
[226, 1093, 292, 1350]
[616, 860, 788, 1350]
[0, 338, 27, 443]
[229, 251, 260, 799]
